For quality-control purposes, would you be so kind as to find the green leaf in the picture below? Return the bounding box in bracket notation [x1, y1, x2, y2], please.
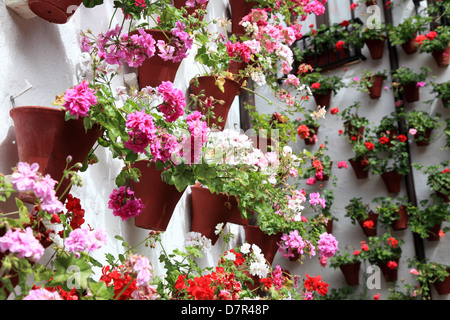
[50, 254, 92, 291]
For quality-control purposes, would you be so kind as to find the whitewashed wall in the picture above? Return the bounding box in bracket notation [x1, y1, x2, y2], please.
[0, 0, 448, 300]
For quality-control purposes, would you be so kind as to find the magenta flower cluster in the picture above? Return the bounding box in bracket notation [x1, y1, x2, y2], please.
[108, 186, 145, 221]
[63, 80, 97, 119]
[277, 229, 315, 259]
[182, 111, 210, 164]
[11, 162, 64, 215]
[0, 227, 45, 262]
[157, 81, 186, 122]
[156, 21, 193, 63]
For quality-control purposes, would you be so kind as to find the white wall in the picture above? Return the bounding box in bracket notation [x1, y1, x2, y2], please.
[0, 0, 448, 300]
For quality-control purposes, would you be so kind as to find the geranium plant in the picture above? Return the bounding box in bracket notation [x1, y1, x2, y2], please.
[431, 81, 450, 108]
[402, 110, 442, 145]
[415, 26, 450, 53]
[365, 233, 403, 269]
[340, 102, 370, 140]
[391, 66, 430, 88]
[387, 15, 430, 48]
[300, 70, 345, 96]
[407, 258, 450, 300]
[406, 198, 450, 239]
[345, 197, 372, 225]
[413, 160, 450, 199]
[372, 196, 409, 226]
[349, 69, 388, 96]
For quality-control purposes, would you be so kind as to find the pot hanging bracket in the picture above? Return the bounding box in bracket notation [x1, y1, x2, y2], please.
[5, 0, 37, 19]
[10, 79, 33, 108]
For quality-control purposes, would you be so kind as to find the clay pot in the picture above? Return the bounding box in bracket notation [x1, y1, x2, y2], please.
[400, 35, 418, 55]
[433, 271, 450, 295]
[368, 75, 385, 99]
[358, 212, 378, 237]
[365, 38, 386, 60]
[190, 184, 238, 244]
[381, 170, 403, 194]
[432, 45, 450, 67]
[244, 225, 281, 266]
[304, 126, 319, 145]
[325, 218, 333, 234]
[312, 90, 332, 109]
[414, 128, 433, 146]
[427, 223, 442, 241]
[349, 157, 370, 179]
[189, 76, 241, 131]
[227, 60, 250, 87]
[131, 160, 185, 231]
[379, 258, 399, 282]
[391, 205, 408, 231]
[229, 0, 259, 36]
[339, 262, 361, 286]
[28, 0, 82, 24]
[134, 29, 183, 88]
[9, 106, 102, 204]
[402, 82, 420, 103]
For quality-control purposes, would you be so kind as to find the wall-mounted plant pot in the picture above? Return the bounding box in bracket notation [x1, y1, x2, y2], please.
[358, 212, 378, 237]
[436, 190, 449, 203]
[244, 225, 281, 266]
[312, 90, 332, 109]
[368, 75, 385, 99]
[378, 258, 399, 282]
[391, 205, 408, 231]
[133, 29, 183, 88]
[349, 157, 370, 179]
[414, 128, 433, 146]
[427, 223, 442, 241]
[189, 76, 241, 131]
[400, 35, 418, 55]
[365, 38, 385, 60]
[381, 170, 403, 194]
[10, 106, 102, 204]
[432, 45, 450, 67]
[28, 0, 82, 24]
[344, 121, 365, 140]
[339, 262, 361, 286]
[304, 126, 319, 145]
[402, 82, 420, 103]
[433, 271, 450, 295]
[131, 160, 185, 231]
[229, 0, 258, 36]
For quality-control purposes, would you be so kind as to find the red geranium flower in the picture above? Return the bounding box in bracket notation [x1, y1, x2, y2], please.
[330, 107, 339, 115]
[335, 40, 345, 51]
[396, 134, 407, 142]
[387, 260, 398, 270]
[311, 82, 321, 90]
[379, 136, 389, 144]
[426, 31, 438, 41]
[364, 141, 375, 150]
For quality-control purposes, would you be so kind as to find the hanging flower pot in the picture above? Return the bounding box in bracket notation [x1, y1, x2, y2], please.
[427, 223, 442, 241]
[401, 34, 418, 55]
[402, 81, 420, 103]
[134, 29, 183, 88]
[349, 157, 370, 179]
[381, 170, 403, 194]
[130, 160, 185, 231]
[391, 205, 408, 231]
[339, 262, 361, 286]
[304, 126, 319, 145]
[368, 75, 385, 99]
[358, 212, 378, 237]
[189, 75, 241, 131]
[229, 0, 258, 36]
[28, 0, 82, 24]
[414, 128, 433, 146]
[312, 90, 332, 109]
[433, 271, 450, 295]
[244, 225, 281, 266]
[226, 60, 251, 87]
[190, 184, 237, 245]
[365, 38, 386, 60]
[9, 106, 102, 204]
[379, 258, 399, 282]
[436, 190, 449, 203]
[365, 0, 377, 6]
[432, 45, 450, 68]
[325, 218, 333, 234]
[344, 121, 365, 140]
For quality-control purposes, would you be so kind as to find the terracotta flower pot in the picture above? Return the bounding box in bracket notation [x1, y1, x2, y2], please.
[304, 126, 319, 145]
[436, 190, 449, 203]
[414, 128, 433, 146]
[379, 258, 399, 282]
[229, 0, 259, 36]
[365, 0, 377, 5]
[189, 76, 241, 131]
[402, 82, 420, 103]
[9, 106, 102, 204]
[131, 160, 185, 231]
[134, 29, 183, 88]
[325, 218, 333, 234]
[349, 157, 370, 179]
[339, 262, 361, 286]
[427, 223, 442, 241]
[244, 225, 281, 266]
[344, 121, 365, 140]
[400, 35, 418, 55]
[190, 184, 238, 245]
[391, 205, 408, 231]
[227, 60, 250, 87]
[358, 212, 378, 237]
[312, 90, 332, 109]
[433, 271, 450, 295]
[365, 38, 385, 60]
[368, 76, 385, 99]
[432, 45, 450, 67]
[381, 170, 403, 194]
[28, 0, 82, 24]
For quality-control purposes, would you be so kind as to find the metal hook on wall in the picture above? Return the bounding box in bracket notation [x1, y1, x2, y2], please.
[10, 79, 33, 108]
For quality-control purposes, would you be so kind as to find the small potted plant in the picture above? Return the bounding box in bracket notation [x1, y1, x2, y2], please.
[357, 23, 388, 60]
[366, 233, 404, 282]
[403, 110, 442, 146]
[345, 197, 378, 237]
[415, 26, 450, 67]
[387, 15, 431, 54]
[340, 102, 370, 141]
[300, 70, 346, 109]
[431, 81, 450, 108]
[408, 258, 450, 297]
[293, 109, 324, 145]
[329, 249, 366, 286]
[302, 143, 334, 182]
[391, 66, 431, 103]
[350, 69, 388, 99]
[414, 161, 450, 202]
[407, 198, 450, 241]
[347, 126, 375, 180]
[372, 196, 409, 231]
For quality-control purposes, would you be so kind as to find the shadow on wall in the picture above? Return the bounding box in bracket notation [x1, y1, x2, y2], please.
[0, 126, 20, 214]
